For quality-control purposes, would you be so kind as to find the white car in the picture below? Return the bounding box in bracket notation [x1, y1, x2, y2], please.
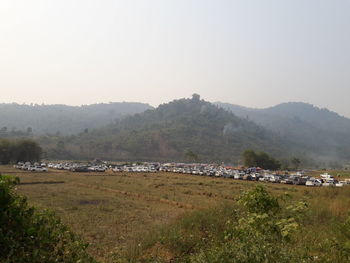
[112, 167, 122, 172]
[306, 179, 322, 187]
[95, 166, 106, 172]
[34, 166, 48, 172]
[28, 166, 37, 171]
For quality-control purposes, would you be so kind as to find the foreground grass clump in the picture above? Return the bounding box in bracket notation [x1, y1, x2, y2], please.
[190, 186, 308, 263]
[0, 175, 97, 263]
[119, 185, 350, 263]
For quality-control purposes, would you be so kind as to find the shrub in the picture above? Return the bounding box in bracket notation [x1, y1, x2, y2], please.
[237, 184, 279, 214]
[190, 186, 308, 263]
[0, 175, 97, 263]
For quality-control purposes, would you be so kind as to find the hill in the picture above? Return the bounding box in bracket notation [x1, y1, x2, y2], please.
[42, 96, 286, 163]
[216, 102, 350, 165]
[0, 102, 153, 136]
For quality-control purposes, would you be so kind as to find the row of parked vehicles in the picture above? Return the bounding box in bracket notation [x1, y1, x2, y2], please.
[13, 161, 349, 187]
[14, 162, 48, 172]
[14, 161, 159, 173]
[47, 162, 108, 172]
[47, 162, 159, 173]
[159, 164, 350, 187]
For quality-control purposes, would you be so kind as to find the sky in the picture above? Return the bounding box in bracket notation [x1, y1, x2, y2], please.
[1, 0, 350, 117]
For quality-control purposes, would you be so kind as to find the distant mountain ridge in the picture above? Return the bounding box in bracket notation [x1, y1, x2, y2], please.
[0, 102, 153, 135]
[216, 101, 350, 135]
[43, 96, 286, 163]
[2, 98, 350, 166]
[216, 101, 350, 164]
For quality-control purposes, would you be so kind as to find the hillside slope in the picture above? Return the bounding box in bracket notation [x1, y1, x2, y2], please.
[0, 102, 153, 135]
[43, 97, 286, 163]
[216, 102, 350, 163]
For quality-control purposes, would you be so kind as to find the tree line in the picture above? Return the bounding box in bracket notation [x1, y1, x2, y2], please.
[0, 139, 42, 164]
[0, 126, 33, 138]
[242, 149, 281, 170]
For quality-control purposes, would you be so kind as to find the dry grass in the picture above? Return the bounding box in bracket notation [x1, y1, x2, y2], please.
[1, 165, 349, 262]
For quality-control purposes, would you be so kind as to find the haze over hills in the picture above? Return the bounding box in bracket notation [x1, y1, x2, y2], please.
[42, 95, 286, 163]
[0, 102, 153, 135]
[216, 102, 350, 131]
[216, 102, 350, 165]
[1, 97, 350, 166]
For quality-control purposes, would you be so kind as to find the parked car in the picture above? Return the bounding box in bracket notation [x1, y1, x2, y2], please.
[292, 177, 308, 185]
[112, 167, 122, 172]
[71, 166, 90, 172]
[306, 179, 322, 187]
[34, 166, 48, 172]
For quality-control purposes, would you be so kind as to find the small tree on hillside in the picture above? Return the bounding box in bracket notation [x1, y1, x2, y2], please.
[192, 93, 201, 101]
[242, 149, 258, 167]
[242, 149, 281, 170]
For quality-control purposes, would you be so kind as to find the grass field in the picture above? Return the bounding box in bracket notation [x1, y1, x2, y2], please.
[1, 165, 350, 262]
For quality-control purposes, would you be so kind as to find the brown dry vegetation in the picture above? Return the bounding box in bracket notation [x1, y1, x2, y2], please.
[1, 165, 350, 262]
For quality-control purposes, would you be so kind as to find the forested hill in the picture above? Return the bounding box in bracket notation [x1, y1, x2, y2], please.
[0, 102, 153, 135]
[216, 102, 350, 164]
[43, 96, 286, 163]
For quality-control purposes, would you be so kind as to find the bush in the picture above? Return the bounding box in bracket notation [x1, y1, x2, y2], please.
[190, 186, 308, 263]
[237, 184, 279, 214]
[0, 175, 97, 263]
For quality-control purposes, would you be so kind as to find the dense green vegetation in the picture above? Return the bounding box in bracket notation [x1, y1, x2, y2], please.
[0, 138, 42, 164]
[0, 175, 97, 263]
[0, 102, 153, 135]
[242, 149, 281, 170]
[40, 96, 285, 163]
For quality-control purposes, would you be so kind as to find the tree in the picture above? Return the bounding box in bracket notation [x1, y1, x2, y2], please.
[257, 151, 281, 170]
[0, 139, 13, 164]
[13, 139, 42, 163]
[192, 93, 201, 101]
[242, 149, 281, 170]
[242, 149, 257, 167]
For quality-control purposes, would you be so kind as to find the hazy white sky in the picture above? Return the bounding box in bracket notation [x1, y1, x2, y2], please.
[1, 0, 349, 116]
